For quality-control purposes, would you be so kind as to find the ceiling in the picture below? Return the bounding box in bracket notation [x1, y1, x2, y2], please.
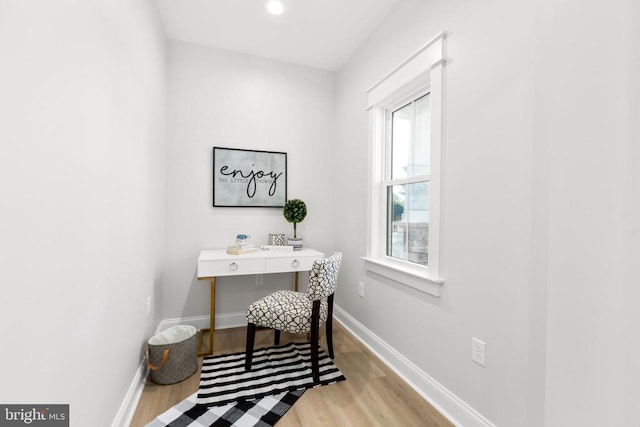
[155, 0, 400, 71]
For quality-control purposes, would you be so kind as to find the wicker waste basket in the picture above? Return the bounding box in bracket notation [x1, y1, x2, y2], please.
[145, 325, 197, 385]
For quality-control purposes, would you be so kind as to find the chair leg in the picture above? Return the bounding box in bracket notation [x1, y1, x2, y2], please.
[274, 329, 281, 345]
[245, 323, 256, 371]
[311, 300, 321, 383]
[326, 294, 335, 359]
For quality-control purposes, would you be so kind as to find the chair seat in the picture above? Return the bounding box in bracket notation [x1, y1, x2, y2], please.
[247, 290, 328, 334]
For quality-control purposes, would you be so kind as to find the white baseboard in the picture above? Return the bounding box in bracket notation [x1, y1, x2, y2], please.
[111, 357, 148, 427]
[333, 305, 495, 427]
[156, 312, 246, 332]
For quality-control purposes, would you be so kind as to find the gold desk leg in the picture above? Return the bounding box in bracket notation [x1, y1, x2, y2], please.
[197, 329, 204, 354]
[197, 277, 215, 357]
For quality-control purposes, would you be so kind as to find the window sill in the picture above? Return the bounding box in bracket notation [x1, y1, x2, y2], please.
[361, 256, 444, 297]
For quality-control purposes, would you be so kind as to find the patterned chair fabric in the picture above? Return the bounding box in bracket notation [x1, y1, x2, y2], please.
[246, 252, 343, 335]
[308, 252, 342, 301]
[246, 290, 328, 334]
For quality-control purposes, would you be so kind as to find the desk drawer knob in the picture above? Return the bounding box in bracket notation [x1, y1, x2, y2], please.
[292, 259, 300, 268]
[229, 262, 238, 271]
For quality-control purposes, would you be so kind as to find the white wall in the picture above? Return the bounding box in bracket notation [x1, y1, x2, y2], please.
[0, 1, 166, 425]
[622, 3, 640, 424]
[163, 41, 336, 322]
[534, 0, 640, 426]
[622, 4, 640, 426]
[334, 0, 639, 425]
[335, 0, 534, 425]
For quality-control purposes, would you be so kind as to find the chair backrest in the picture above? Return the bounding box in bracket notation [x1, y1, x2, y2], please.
[308, 252, 342, 301]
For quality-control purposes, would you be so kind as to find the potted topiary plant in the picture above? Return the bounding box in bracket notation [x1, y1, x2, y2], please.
[283, 198, 307, 250]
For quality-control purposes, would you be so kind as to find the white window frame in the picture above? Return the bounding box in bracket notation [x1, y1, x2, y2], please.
[363, 31, 447, 297]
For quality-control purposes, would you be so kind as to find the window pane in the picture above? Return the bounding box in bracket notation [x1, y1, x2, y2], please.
[387, 181, 429, 266]
[391, 103, 411, 180]
[388, 185, 406, 259]
[407, 181, 428, 265]
[391, 94, 430, 180]
[413, 94, 430, 176]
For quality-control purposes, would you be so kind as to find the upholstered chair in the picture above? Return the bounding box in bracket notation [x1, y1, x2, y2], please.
[245, 252, 343, 383]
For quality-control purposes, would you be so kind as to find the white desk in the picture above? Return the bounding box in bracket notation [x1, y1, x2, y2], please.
[196, 248, 324, 356]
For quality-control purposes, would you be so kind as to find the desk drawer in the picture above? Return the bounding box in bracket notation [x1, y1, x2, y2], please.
[266, 255, 321, 273]
[198, 258, 265, 277]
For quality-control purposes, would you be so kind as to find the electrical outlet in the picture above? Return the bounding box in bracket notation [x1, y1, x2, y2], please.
[256, 274, 263, 286]
[358, 282, 365, 298]
[146, 296, 152, 317]
[472, 337, 486, 367]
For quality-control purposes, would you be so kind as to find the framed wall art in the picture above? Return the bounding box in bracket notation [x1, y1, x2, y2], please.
[212, 147, 287, 207]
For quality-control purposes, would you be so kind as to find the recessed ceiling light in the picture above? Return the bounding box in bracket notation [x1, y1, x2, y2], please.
[265, 0, 285, 15]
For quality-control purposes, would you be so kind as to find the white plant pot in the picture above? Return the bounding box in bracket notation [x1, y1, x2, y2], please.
[287, 237, 303, 251]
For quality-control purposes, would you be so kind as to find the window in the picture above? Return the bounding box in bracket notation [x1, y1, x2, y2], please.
[387, 93, 430, 266]
[363, 32, 446, 296]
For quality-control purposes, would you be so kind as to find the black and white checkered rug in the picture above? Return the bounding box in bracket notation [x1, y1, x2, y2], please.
[146, 389, 304, 427]
[146, 342, 345, 427]
[197, 342, 346, 407]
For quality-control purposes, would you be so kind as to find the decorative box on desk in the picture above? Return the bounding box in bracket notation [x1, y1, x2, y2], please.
[196, 247, 324, 356]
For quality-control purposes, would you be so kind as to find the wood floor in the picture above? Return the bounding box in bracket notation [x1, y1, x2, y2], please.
[130, 322, 453, 427]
